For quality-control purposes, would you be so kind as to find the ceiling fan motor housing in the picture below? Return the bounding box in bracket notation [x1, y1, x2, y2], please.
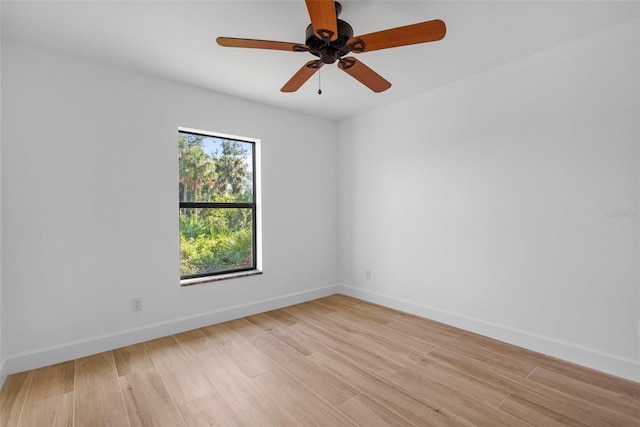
[305, 18, 354, 64]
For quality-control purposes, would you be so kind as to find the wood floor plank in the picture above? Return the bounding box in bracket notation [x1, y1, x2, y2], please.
[201, 322, 277, 378]
[344, 299, 466, 344]
[337, 393, 417, 427]
[145, 336, 216, 405]
[384, 318, 462, 347]
[406, 356, 510, 407]
[294, 299, 338, 315]
[326, 310, 438, 356]
[395, 314, 464, 337]
[286, 306, 367, 342]
[112, 342, 154, 377]
[74, 351, 129, 427]
[248, 332, 360, 406]
[119, 367, 185, 427]
[195, 346, 298, 426]
[389, 367, 529, 427]
[18, 392, 73, 427]
[252, 367, 357, 426]
[528, 366, 640, 420]
[498, 393, 588, 427]
[245, 312, 325, 356]
[263, 307, 304, 325]
[291, 303, 377, 336]
[223, 317, 267, 338]
[343, 298, 464, 336]
[0, 371, 33, 427]
[24, 361, 75, 405]
[428, 347, 639, 427]
[296, 308, 432, 371]
[336, 327, 430, 372]
[315, 297, 394, 325]
[428, 346, 530, 390]
[457, 332, 557, 369]
[324, 294, 362, 306]
[459, 332, 640, 409]
[200, 322, 238, 346]
[513, 376, 640, 427]
[459, 331, 640, 400]
[441, 333, 536, 378]
[530, 355, 640, 402]
[174, 328, 216, 356]
[281, 302, 336, 324]
[309, 348, 471, 427]
[179, 392, 244, 427]
[293, 319, 404, 378]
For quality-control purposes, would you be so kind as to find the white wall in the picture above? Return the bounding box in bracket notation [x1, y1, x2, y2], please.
[1, 40, 338, 375]
[338, 19, 640, 381]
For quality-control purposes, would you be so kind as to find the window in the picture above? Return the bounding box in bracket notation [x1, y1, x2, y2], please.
[178, 128, 260, 283]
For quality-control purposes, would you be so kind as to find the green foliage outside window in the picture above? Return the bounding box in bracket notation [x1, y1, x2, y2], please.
[179, 132, 255, 277]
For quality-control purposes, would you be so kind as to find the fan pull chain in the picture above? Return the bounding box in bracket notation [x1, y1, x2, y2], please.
[318, 68, 322, 95]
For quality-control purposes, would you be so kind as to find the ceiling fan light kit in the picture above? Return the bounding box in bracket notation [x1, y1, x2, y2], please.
[217, 0, 446, 93]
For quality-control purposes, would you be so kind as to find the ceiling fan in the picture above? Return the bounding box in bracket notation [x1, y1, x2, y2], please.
[217, 0, 446, 93]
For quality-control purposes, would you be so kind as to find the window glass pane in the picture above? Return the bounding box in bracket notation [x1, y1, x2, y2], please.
[179, 133, 254, 203]
[179, 207, 254, 276]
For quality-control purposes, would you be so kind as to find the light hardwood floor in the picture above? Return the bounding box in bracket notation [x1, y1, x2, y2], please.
[1, 294, 639, 426]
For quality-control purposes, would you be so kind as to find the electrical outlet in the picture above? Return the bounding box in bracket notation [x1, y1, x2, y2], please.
[365, 269, 371, 279]
[131, 297, 142, 311]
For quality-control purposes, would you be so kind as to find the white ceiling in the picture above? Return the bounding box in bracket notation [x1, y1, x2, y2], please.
[2, 1, 639, 121]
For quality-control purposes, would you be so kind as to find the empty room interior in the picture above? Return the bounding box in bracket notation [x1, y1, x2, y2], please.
[1, 0, 639, 425]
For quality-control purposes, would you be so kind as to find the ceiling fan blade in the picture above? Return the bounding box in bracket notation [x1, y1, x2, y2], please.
[281, 60, 323, 92]
[217, 37, 309, 52]
[305, 0, 338, 41]
[338, 57, 391, 93]
[348, 19, 446, 53]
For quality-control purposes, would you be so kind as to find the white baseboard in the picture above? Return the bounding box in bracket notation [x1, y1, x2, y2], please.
[4, 283, 638, 384]
[0, 359, 6, 389]
[2, 284, 339, 377]
[338, 284, 640, 383]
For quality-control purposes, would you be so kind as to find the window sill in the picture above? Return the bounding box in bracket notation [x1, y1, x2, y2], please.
[180, 269, 263, 287]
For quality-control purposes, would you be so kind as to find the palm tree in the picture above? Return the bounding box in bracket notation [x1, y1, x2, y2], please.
[213, 140, 250, 200]
[179, 135, 214, 213]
